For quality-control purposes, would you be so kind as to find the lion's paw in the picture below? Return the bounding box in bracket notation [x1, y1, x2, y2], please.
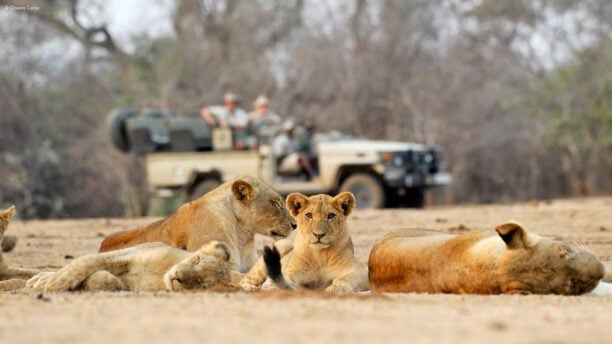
[26, 272, 55, 290]
[82, 271, 125, 291]
[239, 279, 261, 292]
[42, 270, 83, 292]
[325, 284, 355, 294]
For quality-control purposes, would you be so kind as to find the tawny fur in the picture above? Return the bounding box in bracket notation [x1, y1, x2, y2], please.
[99, 176, 294, 272]
[368, 222, 605, 295]
[27, 241, 244, 293]
[240, 192, 369, 293]
[0, 206, 39, 291]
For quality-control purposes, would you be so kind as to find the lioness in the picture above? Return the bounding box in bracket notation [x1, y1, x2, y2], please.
[0, 206, 39, 290]
[368, 222, 605, 295]
[240, 192, 369, 293]
[27, 241, 242, 292]
[99, 177, 294, 272]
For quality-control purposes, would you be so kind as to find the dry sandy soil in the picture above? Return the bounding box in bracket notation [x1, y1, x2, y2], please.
[1, 197, 612, 343]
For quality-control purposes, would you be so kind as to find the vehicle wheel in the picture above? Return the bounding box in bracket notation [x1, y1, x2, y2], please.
[107, 107, 138, 152]
[339, 174, 385, 209]
[404, 188, 425, 208]
[189, 179, 221, 201]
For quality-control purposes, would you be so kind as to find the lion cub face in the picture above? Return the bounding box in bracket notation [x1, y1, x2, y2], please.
[230, 178, 295, 239]
[286, 192, 355, 249]
[496, 222, 604, 295]
[164, 241, 234, 291]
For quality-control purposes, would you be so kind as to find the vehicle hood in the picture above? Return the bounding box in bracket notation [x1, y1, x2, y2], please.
[318, 139, 429, 152]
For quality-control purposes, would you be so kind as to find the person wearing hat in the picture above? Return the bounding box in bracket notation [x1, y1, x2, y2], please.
[272, 119, 316, 179]
[247, 95, 282, 146]
[201, 92, 250, 149]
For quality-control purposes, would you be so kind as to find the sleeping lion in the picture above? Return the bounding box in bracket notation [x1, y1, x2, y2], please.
[27, 241, 242, 292]
[368, 222, 606, 295]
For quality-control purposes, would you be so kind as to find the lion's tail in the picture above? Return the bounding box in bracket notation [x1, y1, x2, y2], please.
[98, 228, 146, 253]
[263, 246, 294, 291]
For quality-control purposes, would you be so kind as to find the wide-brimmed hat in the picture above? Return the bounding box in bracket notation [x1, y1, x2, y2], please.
[223, 92, 240, 103]
[253, 95, 269, 107]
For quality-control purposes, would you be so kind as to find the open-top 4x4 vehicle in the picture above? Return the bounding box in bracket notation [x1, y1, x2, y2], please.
[109, 108, 451, 210]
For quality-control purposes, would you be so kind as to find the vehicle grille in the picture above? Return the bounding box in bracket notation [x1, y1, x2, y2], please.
[405, 150, 439, 174]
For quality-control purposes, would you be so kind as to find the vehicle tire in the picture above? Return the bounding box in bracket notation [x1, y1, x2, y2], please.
[339, 174, 385, 209]
[108, 107, 138, 152]
[404, 187, 425, 208]
[189, 179, 221, 201]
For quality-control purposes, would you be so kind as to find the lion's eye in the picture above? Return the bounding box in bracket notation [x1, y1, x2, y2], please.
[562, 248, 574, 258]
[193, 256, 200, 265]
[327, 213, 336, 220]
[271, 200, 282, 209]
[305, 213, 313, 219]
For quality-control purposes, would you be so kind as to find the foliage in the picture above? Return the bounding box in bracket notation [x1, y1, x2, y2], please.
[0, 0, 610, 217]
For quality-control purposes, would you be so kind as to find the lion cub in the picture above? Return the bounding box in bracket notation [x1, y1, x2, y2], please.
[241, 192, 369, 293]
[369, 222, 605, 295]
[0, 206, 39, 291]
[27, 241, 243, 292]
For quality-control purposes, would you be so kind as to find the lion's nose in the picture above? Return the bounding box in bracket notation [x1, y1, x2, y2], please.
[291, 223, 297, 230]
[313, 233, 326, 240]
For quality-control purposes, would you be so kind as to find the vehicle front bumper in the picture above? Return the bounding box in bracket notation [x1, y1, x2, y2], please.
[384, 169, 452, 188]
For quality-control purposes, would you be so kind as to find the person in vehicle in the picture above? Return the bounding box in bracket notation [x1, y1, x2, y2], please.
[201, 92, 250, 149]
[273, 120, 316, 179]
[247, 95, 282, 146]
[295, 120, 319, 175]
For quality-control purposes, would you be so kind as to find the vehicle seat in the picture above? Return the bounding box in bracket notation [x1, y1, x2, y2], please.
[166, 117, 212, 151]
[126, 117, 170, 154]
[169, 129, 195, 152]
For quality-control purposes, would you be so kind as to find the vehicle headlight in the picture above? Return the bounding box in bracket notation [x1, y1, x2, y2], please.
[381, 152, 394, 163]
[380, 152, 405, 167]
[393, 156, 404, 167]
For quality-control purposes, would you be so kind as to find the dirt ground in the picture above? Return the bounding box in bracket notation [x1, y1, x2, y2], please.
[1, 197, 612, 343]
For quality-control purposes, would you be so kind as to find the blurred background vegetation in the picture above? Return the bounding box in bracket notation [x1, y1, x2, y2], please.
[0, 0, 610, 218]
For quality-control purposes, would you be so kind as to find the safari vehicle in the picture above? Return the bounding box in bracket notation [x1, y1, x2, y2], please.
[109, 108, 451, 210]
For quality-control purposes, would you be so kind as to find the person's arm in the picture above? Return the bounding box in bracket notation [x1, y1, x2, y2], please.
[201, 107, 217, 127]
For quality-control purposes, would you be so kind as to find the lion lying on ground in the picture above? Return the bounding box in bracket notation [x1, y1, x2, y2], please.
[99, 176, 294, 272]
[0, 206, 39, 291]
[368, 222, 605, 295]
[27, 241, 242, 292]
[240, 192, 369, 293]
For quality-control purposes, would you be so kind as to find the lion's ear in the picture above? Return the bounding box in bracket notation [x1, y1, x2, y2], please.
[333, 192, 355, 216]
[286, 193, 308, 217]
[495, 221, 527, 249]
[0, 206, 16, 222]
[231, 180, 255, 203]
[214, 242, 231, 261]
